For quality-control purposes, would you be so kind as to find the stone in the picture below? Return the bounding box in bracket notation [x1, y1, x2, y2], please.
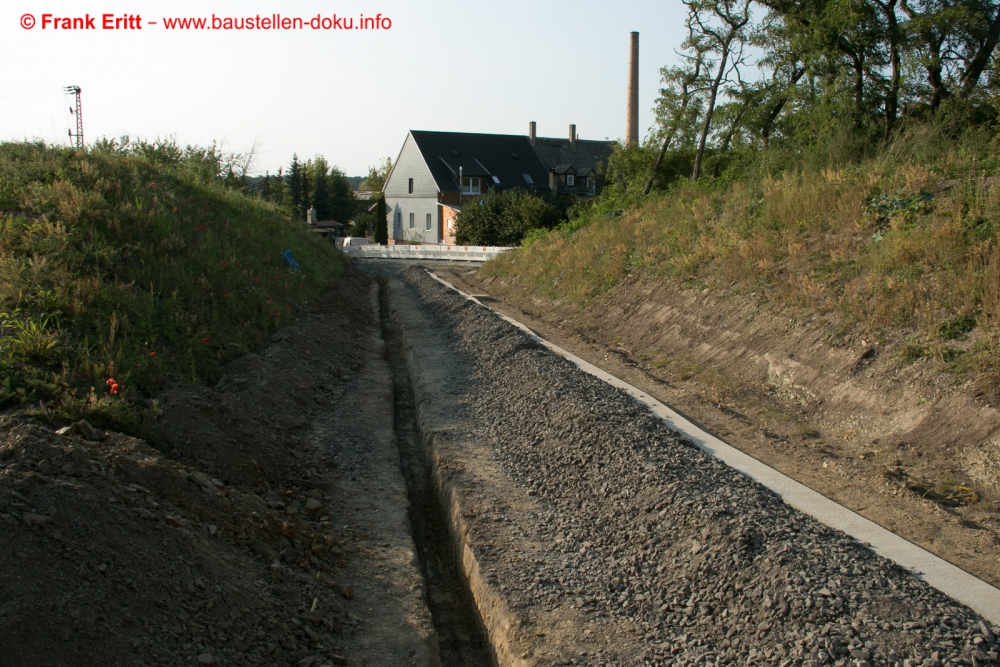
[188, 471, 216, 492]
[70, 420, 101, 442]
[305, 498, 323, 514]
[197, 653, 215, 665]
[300, 611, 323, 626]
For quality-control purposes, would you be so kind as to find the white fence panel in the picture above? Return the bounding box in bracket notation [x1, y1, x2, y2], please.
[342, 245, 514, 262]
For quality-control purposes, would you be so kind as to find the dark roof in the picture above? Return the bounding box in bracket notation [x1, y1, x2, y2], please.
[531, 136, 615, 178]
[410, 131, 552, 194]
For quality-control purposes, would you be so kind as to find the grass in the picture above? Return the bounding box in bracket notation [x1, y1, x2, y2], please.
[0, 140, 346, 434]
[485, 130, 1000, 396]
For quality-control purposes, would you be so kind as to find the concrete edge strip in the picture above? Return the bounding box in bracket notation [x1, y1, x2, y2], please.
[425, 269, 1000, 626]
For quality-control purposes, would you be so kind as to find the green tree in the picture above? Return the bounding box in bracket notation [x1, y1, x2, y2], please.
[360, 157, 392, 194]
[287, 154, 304, 220]
[374, 196, 388, 244]
[312, 157, 332, 220]
[455, 189, 565, 246]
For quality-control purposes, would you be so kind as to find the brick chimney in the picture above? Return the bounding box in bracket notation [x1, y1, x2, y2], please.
[626, 31, 639, 147]
[569, 124, 577, 148]
[529, 121, 536, 145]
[549, 170, 558, 195]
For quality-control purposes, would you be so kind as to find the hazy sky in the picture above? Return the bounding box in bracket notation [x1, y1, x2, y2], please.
[3, 1, 689, 176]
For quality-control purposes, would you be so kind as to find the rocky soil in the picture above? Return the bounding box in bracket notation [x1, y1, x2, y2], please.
[383, 263, 1000, 666]
[5, 258, 1000, 667]
[0, 270, 436, 667]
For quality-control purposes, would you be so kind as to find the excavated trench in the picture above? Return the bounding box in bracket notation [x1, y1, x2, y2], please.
[377, 278, 495, 666]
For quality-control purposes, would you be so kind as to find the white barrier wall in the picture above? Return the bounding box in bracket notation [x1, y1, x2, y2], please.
[342, 245, 514, 262]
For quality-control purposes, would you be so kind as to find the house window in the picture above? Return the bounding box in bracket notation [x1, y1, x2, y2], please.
[522, 173, 534, 184]
[396, 211, 402, 228]
[408, 178, 414, 194]
[409, 212, 414, 229]
[587, 177, 594, 192]
[567, 174, 575, 187]
[461, 177, 480, 194]
[426, 213, 432, 230]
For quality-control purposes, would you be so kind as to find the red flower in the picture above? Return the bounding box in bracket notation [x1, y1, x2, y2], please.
[223, 293, 229, 298]
[148, 351, 156, 357]
[202, 337, 209, 343]
[222, 260, 228, 266]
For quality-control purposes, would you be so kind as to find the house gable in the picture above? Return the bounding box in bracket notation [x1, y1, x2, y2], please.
[384, 132, 439, 199]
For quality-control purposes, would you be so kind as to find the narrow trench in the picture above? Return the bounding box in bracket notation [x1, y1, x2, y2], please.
[377, 278, 495, 667]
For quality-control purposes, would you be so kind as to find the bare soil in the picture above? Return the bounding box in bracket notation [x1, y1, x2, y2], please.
[436, 267, 1000, 589]
[0, 269, 437, 667]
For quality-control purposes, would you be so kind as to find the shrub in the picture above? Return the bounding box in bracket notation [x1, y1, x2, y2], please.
[454, 188, 566, 246]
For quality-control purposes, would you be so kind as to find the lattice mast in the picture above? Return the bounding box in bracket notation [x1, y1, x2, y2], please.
[65, 85, 83, 149]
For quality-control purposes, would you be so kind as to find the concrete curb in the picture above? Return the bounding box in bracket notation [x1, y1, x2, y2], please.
[426, 269, 1000, 626]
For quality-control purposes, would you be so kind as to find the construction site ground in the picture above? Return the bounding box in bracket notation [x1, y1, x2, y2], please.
[1, 262, 999, 667]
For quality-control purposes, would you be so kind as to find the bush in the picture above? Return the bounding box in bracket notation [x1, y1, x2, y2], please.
[454, 188, 566, 246]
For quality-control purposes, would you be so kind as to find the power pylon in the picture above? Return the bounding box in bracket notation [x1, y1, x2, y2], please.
[65, 85, 83, 149]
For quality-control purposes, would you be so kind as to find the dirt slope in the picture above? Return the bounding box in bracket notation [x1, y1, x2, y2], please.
[0, 269, 437, 667]
[437, 267, 1000, 589]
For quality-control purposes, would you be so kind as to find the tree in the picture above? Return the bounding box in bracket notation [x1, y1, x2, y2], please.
[685, 0, 752, 180]
[287, 154, 304, 220]
[644, 49, 707, 195]
[312, 157, 332, 220]
[374, 196, 388, 244]
[327, 166, 356, 224]
[360, 157, 392, 194]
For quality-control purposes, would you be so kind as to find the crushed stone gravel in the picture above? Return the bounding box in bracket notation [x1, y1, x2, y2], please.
[395, 264, 1000, 667]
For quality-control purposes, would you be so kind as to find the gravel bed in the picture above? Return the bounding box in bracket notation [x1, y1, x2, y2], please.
[398, 266, 999, 667]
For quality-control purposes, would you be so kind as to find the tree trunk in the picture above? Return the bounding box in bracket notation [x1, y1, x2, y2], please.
[712, 100, 750, 178]
[875, 0, 901, 141]
[960, 5, 1000, 97]
[692, 41, 732, 181]
[643, 60, 702, 196]
[760, 66, 805, 147]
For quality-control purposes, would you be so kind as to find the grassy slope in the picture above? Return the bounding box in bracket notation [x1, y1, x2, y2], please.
[0, 141, 346, 431]
[485, 142, 1000, 395]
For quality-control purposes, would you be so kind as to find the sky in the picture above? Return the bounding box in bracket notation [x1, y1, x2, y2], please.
[3, 1, 690, 177]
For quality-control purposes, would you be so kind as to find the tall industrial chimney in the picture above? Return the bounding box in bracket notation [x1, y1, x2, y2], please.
[626, 31, 639, 148]
[529, 121, 536, 145]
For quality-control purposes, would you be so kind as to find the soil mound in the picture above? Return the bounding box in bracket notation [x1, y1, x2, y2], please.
[0, 270, 379, 667]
